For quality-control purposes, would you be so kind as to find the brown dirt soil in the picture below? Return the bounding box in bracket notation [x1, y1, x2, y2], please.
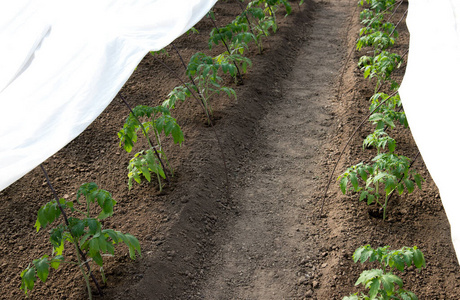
[0, 0, 459, 299]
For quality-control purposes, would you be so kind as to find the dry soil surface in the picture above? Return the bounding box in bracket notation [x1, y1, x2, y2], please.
[1, 1, 459, 299]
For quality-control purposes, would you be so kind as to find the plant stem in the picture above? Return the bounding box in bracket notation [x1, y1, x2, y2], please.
[74, 240, 92, 300]
[383, 193, 389, 220]
[40, 164, 103, 296]
[73, 240, 93, 300]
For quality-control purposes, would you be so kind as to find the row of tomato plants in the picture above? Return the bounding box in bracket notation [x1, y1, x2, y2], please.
[18, 1, 303, 299]
[340, 1, 426, 299]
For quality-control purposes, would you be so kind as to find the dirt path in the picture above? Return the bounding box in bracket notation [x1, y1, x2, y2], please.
[196, 1, 351, 298]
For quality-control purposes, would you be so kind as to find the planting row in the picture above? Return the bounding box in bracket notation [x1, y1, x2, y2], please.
[19, 1, 304, 299]
[340, 1, 425, 299]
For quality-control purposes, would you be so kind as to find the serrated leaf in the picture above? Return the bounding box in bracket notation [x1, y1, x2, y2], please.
[404, 178, 415, 194]
[368, 278, 380, 298]
[356, 269, 382, 286]
[385, 176, 396, 195]
[33, 257, 50, 283]
[381, 274, 403, 291]
[367, 194, 375, 205]
[20, 266, 37, 294]
[413, 249, 426, 269]
[397, 183, 405, 195]
[50, 255, 64, 270]
[358, 167, 368, 182]
[392, 255, 406, 272]
[353, 246, 366, 263]
[92, 251, 104, 267]
[350, 173, 359, 191]
[87, 218, 99, 235]
[403, 251, 413, 266]
[360, 248, 374, 264]
[414, 174, 423, 189]
[340, 176, 348, 194]
[70, 219, 85, 237]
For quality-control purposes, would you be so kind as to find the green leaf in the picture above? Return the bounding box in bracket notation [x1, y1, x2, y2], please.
[350, 173, 359, 191]
[413, 249, 426, 269]
[388, 139, 396, 153]
[397, 183, 405, 195]
[53, 239, 64, 256]
[385, 176, 396, 195]
[369, 278, 380, 298]
[356, 269, 383, 286]
[35, 201, 61, 232]
[87, 218, 99, 235]
[50, 226, 64, 249]
[359, 191, 368, 202]
[103, 229, 121, 244]
[414, 174, 423, 189]
[367, 194, 375, 205]
[119, 233, 142, 260]
[50, 255, 64, 270]
[373, 171, 388, 183]
[70, 219, 85, 237]
[33, 257, 50, 283]
[360, 248, 374, 264]
[404, 178, 415, 194]
[358, 167, 368, 182]
[381, 274, 403, 292]
[353, 246, 366, 263]
[20, 266, 37, 294]
[340, 176, 348, 194]
[92, 252, 104, 267]
[392, 255, 406, 272]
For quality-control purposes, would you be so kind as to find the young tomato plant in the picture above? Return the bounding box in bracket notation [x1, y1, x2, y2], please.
[338, 150, 423, 220]
[343, 245, 425, 300]
[118, 105, 183, 190]
[20, 183, 141, 299]
[208, 21, 253, 83]
[235, 6, 274, 53]
[208, 20, 255, 55]
[186, 52, 237, 119]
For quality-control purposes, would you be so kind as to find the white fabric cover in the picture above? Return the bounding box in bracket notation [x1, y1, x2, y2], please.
[400, 0, 460, 262]
[0, 0, 217, 191]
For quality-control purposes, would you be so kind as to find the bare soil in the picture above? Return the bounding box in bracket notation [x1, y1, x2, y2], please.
[1, 0, 459, 299]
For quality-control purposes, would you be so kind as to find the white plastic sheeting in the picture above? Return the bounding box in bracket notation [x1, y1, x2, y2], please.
[0, 0, 217, 191]
[399, 0, 460, 262]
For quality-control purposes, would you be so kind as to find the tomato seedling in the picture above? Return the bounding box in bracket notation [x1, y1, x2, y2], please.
[186, 52, 237, 119]
[20, 183, 141, 299]
[118, 105, 183, 190]
[343, 245, 425, 300]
